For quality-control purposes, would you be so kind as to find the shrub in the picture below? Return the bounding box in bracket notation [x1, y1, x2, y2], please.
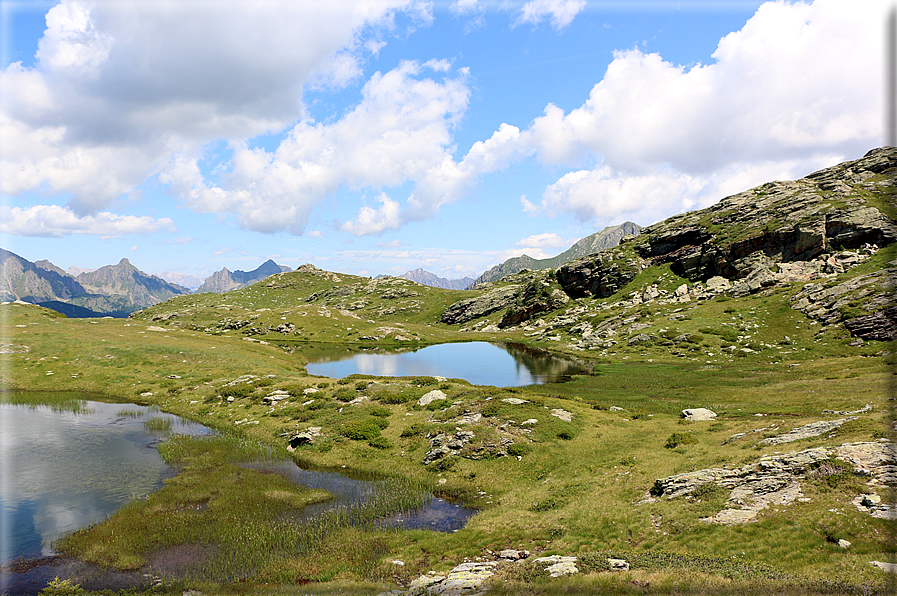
[355, 381, 370, 390]
[400, 423, 432, 437]
[337, 378, 352, 385]
[665, 432, 698, 449]
[410, 376, 438, 387]
[557, 429, 576, 440]
[40, 578, 85, 596]
[810, 460, 856, 488]
[366, 405, 392, 417]
[334, 388, 356, 402]
[507, 443, 533, 457]
[340, 419, 382, 440]
[376, 389, 417, 404]
[530, 496, 564, 512]
[368, 436, 392, 449]
[481, 402, 501, 418]
[219, 385, 254, 399]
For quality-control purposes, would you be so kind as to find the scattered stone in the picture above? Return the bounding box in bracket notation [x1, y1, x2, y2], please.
[838, 539, 852, 549]
[550, 408, 573, 422]
[285, 427, 323, 450]
[871, 561, 897, 574]
[498, 549, 522, 560]
[682, 408, 717, 421]
[759, 417, 856, 445]
[418, 389, 447, 407]
[521, 419, 538, 425]
[166, 374, 181, 379]
[609, 406, 625, 412]
[146, 326, 167, 332]
[607, 558, 630, 572]
[822, 404, 872, 415]
[303, 387, 319, 394]
[533, 555, 579, 578]
[501, 397, 528, 405]
[140, 391, 153, 397]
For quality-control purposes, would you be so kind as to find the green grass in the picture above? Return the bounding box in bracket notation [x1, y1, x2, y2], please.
[2, 243, 893, 595]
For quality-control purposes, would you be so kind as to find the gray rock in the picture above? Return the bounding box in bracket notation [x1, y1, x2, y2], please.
[534, 555, 579, 577]
[759, 417, 856, 445]
[550, 408, 573, 422]
[441, 285, 521, 325]
[607, 558, 630, 571]
[418, 390, 447, 406]
[557, 250, 642, 299]
[682, 408, 717, 421]
[501, 398, 528, 405]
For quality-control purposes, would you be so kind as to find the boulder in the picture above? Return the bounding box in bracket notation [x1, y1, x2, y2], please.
[682, 408, 717, 421]
[533, 555, 579, 578]
[607, 558, 630, 572]
[418, 389, 447, 406]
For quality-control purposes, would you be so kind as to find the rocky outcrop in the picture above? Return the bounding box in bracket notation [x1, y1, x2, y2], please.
[440, 285, 520, 325]
[759, 418, 857, 445]
[633, 147, 897, 282]
[498, 273, 569, 328]
[649, 441, 895, 525]
[556, 249, 642, 299]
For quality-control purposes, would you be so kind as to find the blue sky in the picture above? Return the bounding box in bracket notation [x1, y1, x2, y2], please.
[0, 0, 888, 287]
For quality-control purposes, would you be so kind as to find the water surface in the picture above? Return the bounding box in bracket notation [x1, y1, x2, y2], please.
[304, 341, 590, 386]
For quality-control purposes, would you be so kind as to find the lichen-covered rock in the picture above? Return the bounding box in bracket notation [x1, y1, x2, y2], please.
[441, 285, 520, 325]
[682, 408, 717, 421]
[556, 250, 642, 299]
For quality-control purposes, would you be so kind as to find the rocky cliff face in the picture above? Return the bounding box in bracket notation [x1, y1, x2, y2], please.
[471, 222, 641, 287]
[196, 259, 291, 294]
[440, 147, 897, 342]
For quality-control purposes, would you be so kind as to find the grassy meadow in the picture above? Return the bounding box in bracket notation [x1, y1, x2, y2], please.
[1, 260, 894, 594]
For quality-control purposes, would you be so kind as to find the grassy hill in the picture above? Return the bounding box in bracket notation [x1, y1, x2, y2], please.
[2, 148, 895, 595]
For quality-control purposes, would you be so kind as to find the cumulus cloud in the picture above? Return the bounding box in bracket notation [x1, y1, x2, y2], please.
[514, 0, 586, 30]
[0, 205, 175, 237]
[510, 0, 886, 224]
[0, 0, 422, 214]
[516, 232, 572, 249]
[164, 59, 471, 234]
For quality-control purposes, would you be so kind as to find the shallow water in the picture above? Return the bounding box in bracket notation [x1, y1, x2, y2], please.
[0, 400, 213, 565]
[304, 341, 591, 386]
[1, 397, 475, 593]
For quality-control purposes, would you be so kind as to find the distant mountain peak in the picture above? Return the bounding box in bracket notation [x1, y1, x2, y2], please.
[471, 222, 641, 287]
[396, 268, 475, 290]
[195, 260, 292, 294]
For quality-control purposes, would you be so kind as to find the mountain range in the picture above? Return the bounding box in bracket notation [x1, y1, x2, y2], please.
[386, 268, 475, 290]
[0, 253, 190, 317]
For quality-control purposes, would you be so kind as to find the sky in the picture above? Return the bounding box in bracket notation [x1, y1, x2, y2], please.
[0, 0, 891, 287]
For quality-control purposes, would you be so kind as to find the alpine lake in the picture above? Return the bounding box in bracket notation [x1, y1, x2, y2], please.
[1, 341, 589, 593]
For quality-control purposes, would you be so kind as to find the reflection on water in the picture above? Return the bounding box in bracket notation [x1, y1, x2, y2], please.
[302, 341, 591, 386]
[244, 460, 474, 532]
[0, 400, 213, 566]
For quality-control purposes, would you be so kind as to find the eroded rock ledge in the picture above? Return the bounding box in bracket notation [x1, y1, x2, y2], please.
[647, 441, 896, 525]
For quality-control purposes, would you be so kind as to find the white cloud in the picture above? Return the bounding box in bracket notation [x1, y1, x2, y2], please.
[0, 205, 175, 237]
[342, 193, 403, 236]
[516, 232, 572, 249]
[167, 59, 471, 235]
[515, 0, 586, 30]
[511, 0, 886, 225]
[0, 0, 422, 213]
[307, 230, 324, 239]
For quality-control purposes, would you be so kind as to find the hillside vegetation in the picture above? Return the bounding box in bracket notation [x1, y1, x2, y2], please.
[2, 148, 895, 595]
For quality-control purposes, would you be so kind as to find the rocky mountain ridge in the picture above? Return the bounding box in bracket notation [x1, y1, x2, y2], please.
[470, 221, 641, 287]
[0, 251, 190, 316]
[390, 268, 475, 290]
[195, 259, 291, 294]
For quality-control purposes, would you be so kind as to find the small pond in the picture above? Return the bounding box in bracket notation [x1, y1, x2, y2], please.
[304, 341, 591, 386]
[1, 395, 474, 594]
